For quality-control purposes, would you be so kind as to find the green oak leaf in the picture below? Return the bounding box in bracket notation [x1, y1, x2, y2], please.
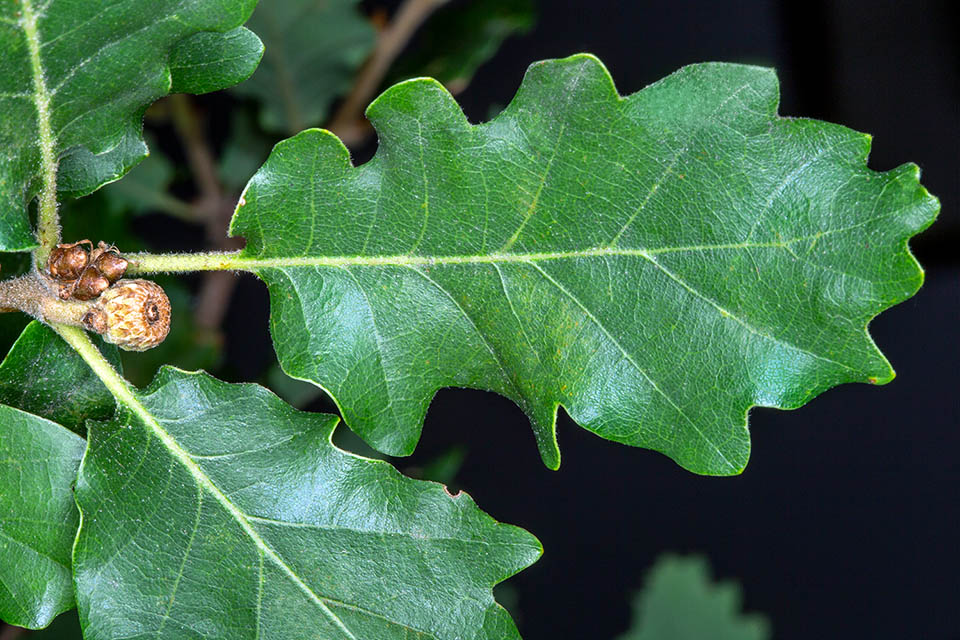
[389, 0, 535, 93]
[617, 555, 769, 640]
[170, 26, 263, 95]
[228, 55, 938, 474]
[74, 367, 539, 640]
[0, 404, 85, 629]
[0, 321, 121, 435]
[230, 0, 375, 134]
[0, 0, 259, 251]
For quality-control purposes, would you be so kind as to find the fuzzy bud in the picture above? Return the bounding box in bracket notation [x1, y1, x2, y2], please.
[93, 251, 128, 283]
[81, 308, 108, 334]
[73, 265, 110, 301]
[48, 242, 90, 280]
[94, 279, 171, 351]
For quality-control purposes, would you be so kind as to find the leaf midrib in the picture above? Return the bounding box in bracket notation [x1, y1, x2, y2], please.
[19, 0, 60, 254]
[56, 328, 360, 640]
[252, 235, 862, 374]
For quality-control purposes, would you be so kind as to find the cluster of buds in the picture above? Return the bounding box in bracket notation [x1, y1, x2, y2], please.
[48, 240, 129, 300]
[47, 241, 171, 352]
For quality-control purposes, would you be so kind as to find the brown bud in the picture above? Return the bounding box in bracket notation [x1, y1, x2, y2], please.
[81, 308, 107, 334]
[73, 266, 110, 301]
[95, 279, 171, 351]
[93, 251, 128, 283]
[48, 242, 90, 280]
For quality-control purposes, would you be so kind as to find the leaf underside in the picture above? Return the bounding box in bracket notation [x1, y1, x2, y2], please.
[232, 54, 938, 474]
[73, 368, 539, 640]
[0, 0, 260, 251]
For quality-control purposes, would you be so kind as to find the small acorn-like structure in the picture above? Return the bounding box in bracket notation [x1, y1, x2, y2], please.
[48, 241, 91, 280]
[85, 279, 171, 351]
[48, 240, 129, 300]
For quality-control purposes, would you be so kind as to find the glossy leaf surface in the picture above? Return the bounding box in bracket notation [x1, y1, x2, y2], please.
[0, 0, 259, 250]
[231, 0, 375, 133]
[0, 321, 120, 434]
[74, 368, 538, 640]
[0, 404, 84, 629]
[230, 55, 938, 473]
[169, 26, 263, 95]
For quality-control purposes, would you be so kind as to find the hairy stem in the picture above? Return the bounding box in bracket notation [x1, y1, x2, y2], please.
[21, 0, 60, 266]
[0, 273, 95, 326]
[53, 324, 129, 400]
[328, 0, 449, 144]
[126, 251, 243, 274]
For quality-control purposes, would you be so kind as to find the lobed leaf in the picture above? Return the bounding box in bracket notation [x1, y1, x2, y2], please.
[0, 404, 84, 629]
[229, 55, 938, 474]
[0, 321, 120, 434]
[169, 26, 263, 95]
[73, 367, 539, 640]
[0, 0, 260, 250]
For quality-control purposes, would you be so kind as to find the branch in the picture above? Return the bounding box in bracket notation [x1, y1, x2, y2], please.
[0, 624, 28, 640]
[327, 0, 449, 145]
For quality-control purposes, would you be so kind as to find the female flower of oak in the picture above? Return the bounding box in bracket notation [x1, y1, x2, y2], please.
[83, 279, 171, 351]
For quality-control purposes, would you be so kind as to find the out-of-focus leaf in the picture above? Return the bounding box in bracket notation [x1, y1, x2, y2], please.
[73, 368, 540, 639]
[225, 55, 937, 474]
[0, 0, 260, 250]
[415, 445, 466, 485]
[170, 27, 264, 95]
[219, 108, 275, 191]
[390, 0, 535, 92]
[265, 362, 324, 408]
[0, 405, 84, 629]
[98, 150, 175, 216]
[231, 0, 376, 133]
[0, 321, 120, 434]
[617, 555, 769, 640]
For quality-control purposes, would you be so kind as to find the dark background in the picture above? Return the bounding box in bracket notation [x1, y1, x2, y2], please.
[350, 1, 959, 639]
[7, 1, 955, 638]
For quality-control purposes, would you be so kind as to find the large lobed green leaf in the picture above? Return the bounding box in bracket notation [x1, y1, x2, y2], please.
[229, 54, 938, 474]
[0, 404, 84, 629]
[230, 0, 375, 134]
[73, 367, 539, 640]
[0, 0, 261, 251]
